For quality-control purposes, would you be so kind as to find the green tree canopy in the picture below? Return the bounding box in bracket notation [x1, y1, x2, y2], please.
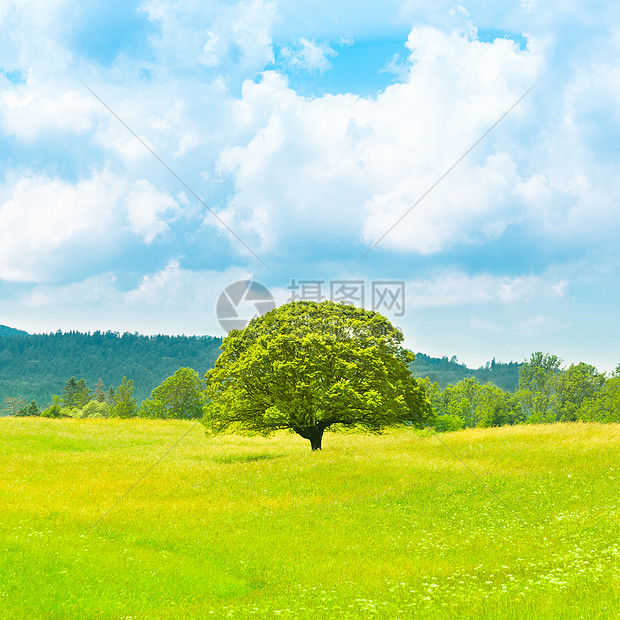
[517, 352, 562, 423]
[140, 367, 206, 419]
[577, 375, 620, 423]
[443, 377, 484, 427]
[41, 396, 62, 418]
[16, 400, 40, 417]
[111, 377, 138, 418]
[61, 377, 91, 409]
[477, 384, 523, 428]
[556, 362, 606, 422]
[204, 301, 433, 450]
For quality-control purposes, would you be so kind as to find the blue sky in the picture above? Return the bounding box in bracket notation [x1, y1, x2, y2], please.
[0, 0, 619, 372]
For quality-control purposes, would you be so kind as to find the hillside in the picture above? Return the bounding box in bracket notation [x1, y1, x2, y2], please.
[0, 325, 29, 338]
[0, 330, 222, 406]
[411, 352, 520, 391]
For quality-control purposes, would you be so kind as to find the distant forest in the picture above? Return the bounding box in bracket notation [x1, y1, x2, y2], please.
[0, 325, 519, 408]
[0, 327, 222, 407]
[410, 353, 520, 392]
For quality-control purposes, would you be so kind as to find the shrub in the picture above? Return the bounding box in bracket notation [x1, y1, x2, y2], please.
[434, 414, 466, 433]
[41, 403, 63, 418]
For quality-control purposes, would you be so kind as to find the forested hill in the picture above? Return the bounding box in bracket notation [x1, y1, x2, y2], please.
[0, 330, 222, 407]
[411, 353, 520, 391]
[0, 325, 29, 338]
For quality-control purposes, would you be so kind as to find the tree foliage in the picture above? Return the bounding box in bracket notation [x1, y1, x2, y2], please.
[93, 378, 107, 403]
[555, 362, 606, 422]
[111, 377, 138, 418]
[424, 353, 616, 432]
[577, 376, 620, 423]
[16, 400, 40, 417]
[477, 384, 522, 428]
[204, 301, 433, 450]
[421, 376, 524, 431]
[61, 377, 91, 409]
[70, 401, 111, 419]
[41, 396, 62, 418]
[140, 368, 205, 419]
[517, 352, 563, 423]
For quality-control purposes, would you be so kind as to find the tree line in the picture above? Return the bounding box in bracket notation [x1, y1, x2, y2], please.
[0, 327, 523, 412]
[7, 351, 619, 431]
[421, 352, 620, 430]
[9, 368, 206, 420]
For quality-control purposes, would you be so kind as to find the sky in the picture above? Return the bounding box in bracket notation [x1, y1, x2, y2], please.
[0, 0, 619, 371]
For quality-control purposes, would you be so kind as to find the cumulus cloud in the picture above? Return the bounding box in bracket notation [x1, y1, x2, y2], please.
[215, 20, 620, 263]
[125, 179, 182, 243]
[124, 259, 249, 309]
[217, 71, 376, 253]
[0, 86, 97, 140]
[513, 40, 620, 245]
[0, 172, 182, 283]
[0, 0, 79, 85]
[516, 314, 572, 336]
[217, 26, 542, 258]
[0, 173, 121, 282]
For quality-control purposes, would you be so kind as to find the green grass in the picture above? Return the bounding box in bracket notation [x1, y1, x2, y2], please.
[1, 419, 619, 618]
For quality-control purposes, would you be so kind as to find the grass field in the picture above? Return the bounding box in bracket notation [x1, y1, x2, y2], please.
[1, 418, 619, 618]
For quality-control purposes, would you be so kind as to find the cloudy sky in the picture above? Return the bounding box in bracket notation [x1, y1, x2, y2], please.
[1, 0, 619, 371]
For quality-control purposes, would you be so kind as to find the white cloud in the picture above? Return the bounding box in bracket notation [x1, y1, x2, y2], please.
[0, 86, 97, 140]
[214, 20, 620, 261]
[23, 272, 121, 309]
[281, 38, 337, 72]
[0, 173, 122, 282]
[125, 180, 182, 244]
[217, 74, 375, 253]
[3, 261, 251, 335]
[11, 264, 251, 336]
[201, 30, 221, 68]
[406, 271, 568, 308]
[217, 26, 542, 256]
[140, 0, 276, 73]
[0, 0, 76, 79]
[0, 0, 619, 374]
[122, 261, 254, 334]
[512, 43, 620, 245]
[0, 172, 182, 282]
[125, 258, 186, 305]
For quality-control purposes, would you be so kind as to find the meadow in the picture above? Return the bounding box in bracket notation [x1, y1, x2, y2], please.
[1, 418, 619, 618]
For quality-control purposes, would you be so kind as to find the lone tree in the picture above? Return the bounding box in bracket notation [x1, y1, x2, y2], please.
[204, 300, 432, 450]
[140, 367, 206, 419]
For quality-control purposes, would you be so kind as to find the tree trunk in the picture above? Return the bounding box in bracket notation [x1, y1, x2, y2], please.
[310, 426, 324, 450]
[294, 423, 327, 451]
